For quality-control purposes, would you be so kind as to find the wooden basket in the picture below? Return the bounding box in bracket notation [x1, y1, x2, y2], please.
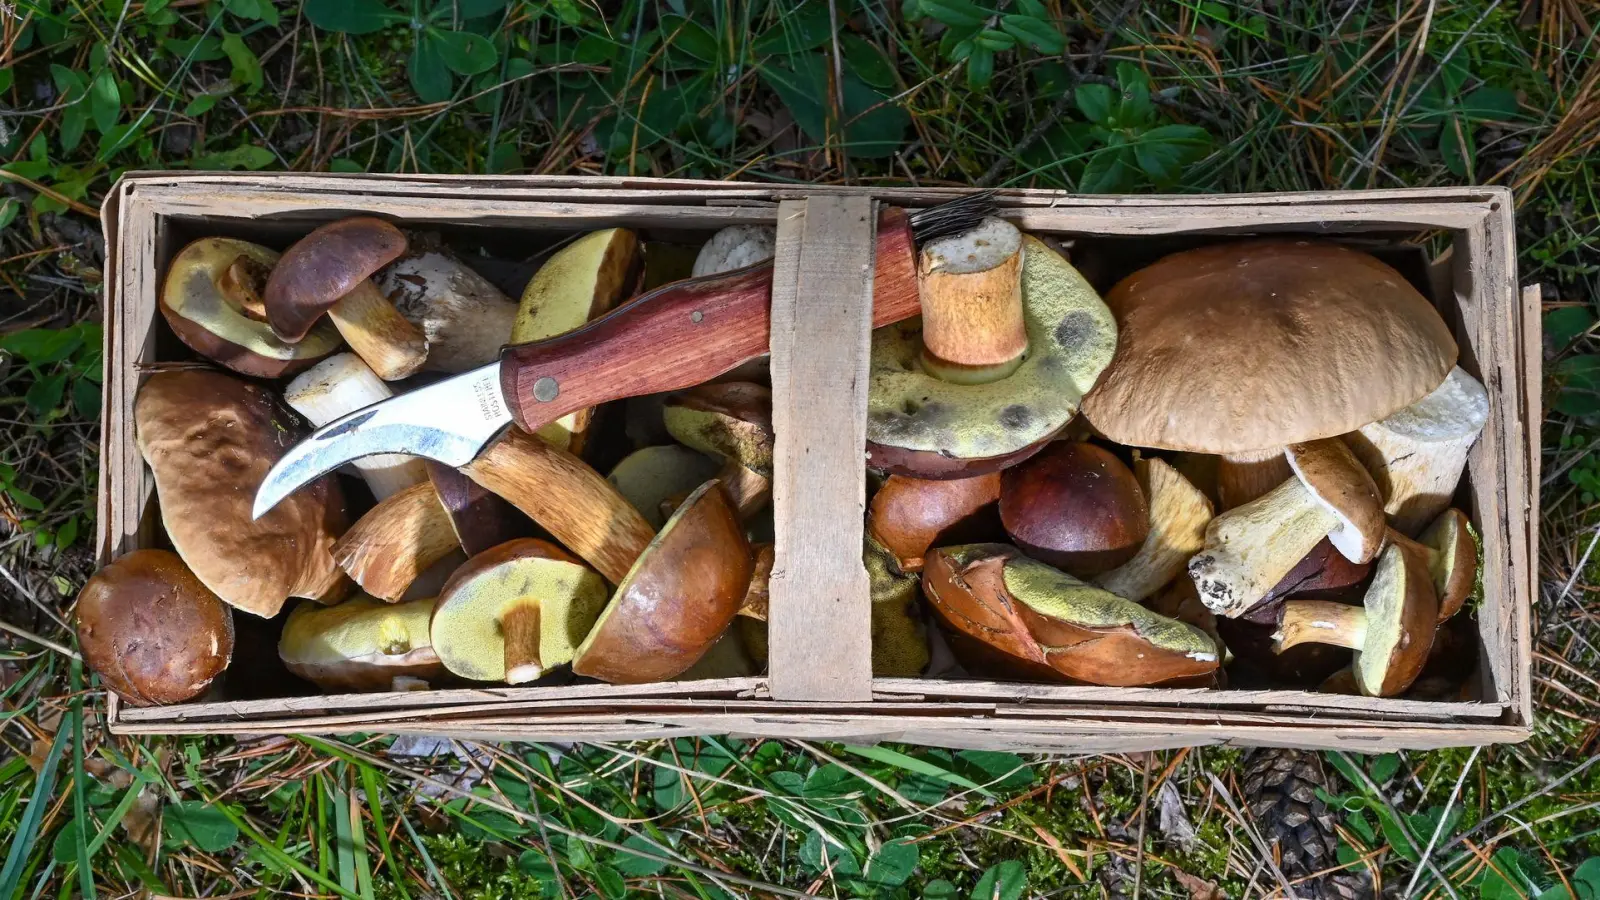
[98, 174, 1536, 751]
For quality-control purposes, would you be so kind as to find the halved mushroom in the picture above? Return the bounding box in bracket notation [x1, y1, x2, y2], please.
[922, 544, 1219, 686]
[279, 595, 443, 692]
[607, 445, 720, 529]
[264, 217, 428, 381]
[375, 234, 520, 374]
[160, 238, 342, 377]
[1272, 540, 1439, 697]
[1188, 439, 1386, 618]
[693, 225, 777, 277]
[76, 550, 234, 706]
[571, 481, 754, 684]
[1345, 367, 1489, 536]
[999, 441, 1149, 577]
[431, 539, 609, 684]
[867, 233, 1118, 478]
[284, 353, 429, 500]
[512, 228, 642, 451]
[866, 471, 1001, 575]
[1389, 508, 1477, 622]
[663, 383, 774, 519]
[1093, 456, 1213, 602]
[136, 369, 349, 617]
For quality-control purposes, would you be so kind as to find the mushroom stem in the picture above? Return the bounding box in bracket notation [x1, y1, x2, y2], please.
[501, 602, 544, 685]
[1273, 600, 1368, 652]
[716, 463, 771, 520]
[1093, 457, 1213, 602]
[285, 353, 429, 500]
[327, 280, 429, 381]
[333, 482, 460, 602]
[219, 255, 271, 320]
[1217, 448, 1291, 510]
[738, 543, 774, 620]
[917, 217, 1026, 385]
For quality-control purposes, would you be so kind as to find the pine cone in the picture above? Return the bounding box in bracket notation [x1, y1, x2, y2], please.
[1240, 748, 1373, 900]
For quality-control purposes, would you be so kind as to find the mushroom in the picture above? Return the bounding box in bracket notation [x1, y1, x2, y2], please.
[1254, 537, 1375, 610]
[159, 238, 342, 377]
[663, 382, 774, 519]
[738, 542, 775, 621]
[692, 225, 776, 277]
[431, 539, 609, 684]
[999, 441, 1150, 577]
[1081, 240, 1460, 510]
[264, 216, 428, 381]
[1389, 508, 1477, 622]
[1093, 456, 1213, 602]
[607, 445, 720, 529]
[278, 595, 443, 692]
[1271, 539, 1439, 697]
[136, 369, 349, 617]
[864, 535, 932, 676]
[75, 550, 234, 706]
[1187, 438, 1386, 618]
[921, 544, 1219, 687]
[571, 481, 754, 684]
[1344, 367, 1489, 535]
[374, 234, 520, 374]
[512, 228, 643, 451]
[866, 231, 1118, 478]
[284, 353, 429, 500]
[866, 471, 1001, 575]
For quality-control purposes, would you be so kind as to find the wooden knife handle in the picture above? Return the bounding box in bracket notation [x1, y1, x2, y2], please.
[500, 206, 921, 434]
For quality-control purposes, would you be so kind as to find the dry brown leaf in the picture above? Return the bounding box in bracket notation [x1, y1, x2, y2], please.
[1030, 824, 1085, 879]
[121, 788, 162, 856]
[1173, 869, 1227, 900]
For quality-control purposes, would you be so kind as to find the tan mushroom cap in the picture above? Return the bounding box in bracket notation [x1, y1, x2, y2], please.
[1285, 439, 1386, 564]
[1082, 240, 1458, 454]
[265, 216, 408, 342]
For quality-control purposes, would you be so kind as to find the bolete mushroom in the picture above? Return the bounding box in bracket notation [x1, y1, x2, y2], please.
[1255, 537, 1375, 610]
[264, 216, 428, 381]
[692, 225, 777, 277]
[866, 231, 1118, 478]
[999, 441, 1150, 577]
[1093, 456, 1213, 603]
[284, 352, 429, 500]
[375, 234, 520, 374]
[1345, 367, 1489, 535]
[1389, 508, 1477, 622]
[512, 228, 643, 451]
[160, 237, 342, 377]
[866, 471, 1001, 575]
[607, 445, 720, 529]
[738, 542, 775, 621]
[1272, 539, 1439, 697]
[922, 544, 1219, 686]
[1188, 438, 1386, 618]
[76, 550, 234, 706]
[571, 481, 754, 684]
[431, 539, 609, 684]
[136, 369, 349, 617]
[1081, 240, 1459, 510]
[663, 382, 774, 519]
[279, 595, 443, 692]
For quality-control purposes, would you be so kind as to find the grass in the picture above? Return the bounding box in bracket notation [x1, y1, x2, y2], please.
[1, 0, 1599, 896]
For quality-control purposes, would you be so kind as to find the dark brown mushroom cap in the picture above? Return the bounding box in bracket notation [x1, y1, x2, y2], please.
[76, 550, 234, 706]
[425, 460, 525, 557]
[1252, 538, 1374, 616]
[999, 441, 1149, 576]
[867, 471, 1001, 574]
[571, 481, 754, 684]
[265, 217, 407, 341]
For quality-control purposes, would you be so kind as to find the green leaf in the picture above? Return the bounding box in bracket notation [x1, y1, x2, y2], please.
[660, 15, 719, 63]
[1546, 307, 1595, 349]
[410, 35, 455, 103]
[184, 93, 222, 116]
[971, 859, 1027, 900]
[1406, 805, 1462, 845]
[865, 840, 918, 886]
[926, 880, 959, 899]
[90, 69, 120, 132]
[838, 745, 989, 795]
[304, 0, 402, 34]
[920, 0, 989, 29]
[1440, 115, 1474, 177]
[454, 0, 507, 18]
[60, 104, 87, 154]
[1000, 15, 1064, 54]
[25, 373, 66, 418]
[1375, 804, 1419, 863]
[897, 772, 951, 806]
[1573, 857, 1600, 899]
[51, 818, 86, 863]
[841, 35, 896, 89]
[956, 750, 1034, 791]
[1461, 86, 1521, 121]
[193, 144, 277, 171]
[56, 517, 79, 550]
[612, 835, 668, 876]
[1116, 61, 1153, 125]
[72, 376, 100, 419]
[974, 28, 1015, 51]
[758, 54, 909, 158]
[965, 46, 994, 89]
[431, 29, 498, 76]
[591, 864, 625, 898]
[1080, 147, 1134, 192]
[799, 829, 860, 876]
[487, 142, 522, 174]
[1075, 83, 1115, 124]
[1, 329, 83, 365]
[1481, 847, 1538, 899]
[163, 801, 239, 852]
[1557, 355, 1600, 416]
[221, 32, 264, 93]
[1132, 124, 1209, 184]
[0, 198, 21, 233]
[753, 3, 836, 56]
[1368, 753, 1401, 782]
[803, 764, 864, 804]
[7, 487, 43, 511]
[516, 849, 557, 883]
[1015, 0, 1048, 15]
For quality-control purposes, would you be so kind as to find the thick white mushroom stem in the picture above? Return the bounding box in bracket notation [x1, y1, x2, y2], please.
[285, 353, 429, 500]
[1217, 448, 1291, 510]
[917, 217, 1027, 385]
[501, 602, 543, 685]
[1273, 600, 1367, 652]
[327, 281, 429, 381]
[377, 245, 519, 374]
[1095, 457, 1213, 602]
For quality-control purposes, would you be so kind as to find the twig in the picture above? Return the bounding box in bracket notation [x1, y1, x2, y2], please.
[1132, 753, 1151, 898]
[1205, 771, 1297, 898]
[0, 616, 79, 661]
[0, 170, 99, 219]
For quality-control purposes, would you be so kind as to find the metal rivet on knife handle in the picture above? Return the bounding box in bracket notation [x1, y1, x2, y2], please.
[532, 377, 559, 402]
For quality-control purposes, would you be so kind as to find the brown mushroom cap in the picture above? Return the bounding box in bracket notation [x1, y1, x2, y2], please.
[999, 442, 1149, 576]
[1286, 439, 1387, 564]
[76, 550, 234, 706]
[1081, 240, 1458, 454]
[571, 481, 754, 684]
[265, 217, 408, 342]
[1253, 538, 1374, 615]
[279, 595, 442, 692]
[921, 543, 1219, 686]
[160, 238, 342, 377]
[425, 461, 524, 557]
[135, 369, 349, 617]
[867, 471, 1001, 574]
[1416, 508, 1477, 621]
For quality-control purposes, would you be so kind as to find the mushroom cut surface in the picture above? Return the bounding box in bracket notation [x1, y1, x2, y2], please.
[280, 595, 442, 692]
[1082, 240, 1458, 454]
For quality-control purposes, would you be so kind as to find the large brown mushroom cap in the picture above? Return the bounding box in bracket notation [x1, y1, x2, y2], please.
[265, 217, 408, 342]
[76, 550, 234, 706]
[135, 369, 350, 617]
[279, 595, 442, 692]
[1082, 240, 1458, 454]
[999, 441, 1150, 576]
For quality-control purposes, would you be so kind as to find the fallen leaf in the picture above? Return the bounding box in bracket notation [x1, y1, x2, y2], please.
[1173, 869, 1227, 900]
[1030, 824, 1084, 879]
[1157, 780, 1199, 851]
[121, 788, 161, 856]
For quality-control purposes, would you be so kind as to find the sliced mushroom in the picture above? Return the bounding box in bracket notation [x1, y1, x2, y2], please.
[1345, 367, 1489, 535]
[431, 539, 609, 684]
[279, 595, 443, 692]
[1188, 438, 1385, 618]
[375, 235, 520, 374]
[1389, 508, 1477, 622]
[76, 550, 234, 706]
[866, 471, 1001, 575]
[663, 382, 774, 519]
[738, 542, 774, 621]
[264, 217, 428, 380]
[692, 225, 776, 277]
[1094, 456, 1213, 602]
[999, 442, 1149, 577]
[160, 238, 341, 377]
[607, 445, 720, 529]
[284, 353, 429, 500]
[136, 370, 349, 617]
[572, 481, 754, 684]
[922, 544, 1219, 686]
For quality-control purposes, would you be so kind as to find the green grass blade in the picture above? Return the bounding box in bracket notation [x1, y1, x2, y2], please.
[69, 661, 93, 900]
[0, 717, 69, 897]
[837, 745, 990, 797]
[359, 764, 411, 900]
[332, 771, 358, 896]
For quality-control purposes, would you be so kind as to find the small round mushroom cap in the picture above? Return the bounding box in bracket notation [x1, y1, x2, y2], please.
[1254, 538, 1374, 614]
[867, 471, 1001, 574]
[999, 441, 1149, 576]
[1081, 240, 1459, 454]
[76, 550, 234, 706]
[1353, 541, 1439, 696]
[1285, 439, 1386, 564]
[1416, 508, 1477, 621]
[265, 216, 408, 342]
[279, 595, 442, 692]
